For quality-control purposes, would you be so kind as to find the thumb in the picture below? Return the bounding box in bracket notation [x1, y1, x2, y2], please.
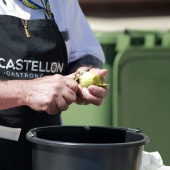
[65, 73, 75, 79]
[90, 69, 108, 78]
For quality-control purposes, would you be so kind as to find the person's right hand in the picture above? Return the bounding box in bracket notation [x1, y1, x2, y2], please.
[23, 74, 78, 115]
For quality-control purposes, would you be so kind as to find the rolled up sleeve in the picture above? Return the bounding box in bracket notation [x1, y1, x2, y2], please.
[66, 0, 105, 72]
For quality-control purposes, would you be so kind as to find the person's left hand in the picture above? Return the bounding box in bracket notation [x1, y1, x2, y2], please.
[68, 67, 109, 105]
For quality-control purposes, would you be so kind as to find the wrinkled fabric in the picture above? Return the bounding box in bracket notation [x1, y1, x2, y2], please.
[0, 0, 105, 64]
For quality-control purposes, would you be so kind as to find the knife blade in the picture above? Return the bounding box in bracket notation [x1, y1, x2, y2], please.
[74, 65, 92, 81]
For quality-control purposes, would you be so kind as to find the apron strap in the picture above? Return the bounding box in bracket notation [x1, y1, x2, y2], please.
[18, 0, 54, 19]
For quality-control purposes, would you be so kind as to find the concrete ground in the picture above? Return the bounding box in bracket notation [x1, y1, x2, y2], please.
[87, 16, 170, 32]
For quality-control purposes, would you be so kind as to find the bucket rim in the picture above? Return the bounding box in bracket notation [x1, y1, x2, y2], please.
[26, 125, 149, 148]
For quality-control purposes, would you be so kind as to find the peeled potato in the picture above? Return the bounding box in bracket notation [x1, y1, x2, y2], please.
[78, 72, 110, 87]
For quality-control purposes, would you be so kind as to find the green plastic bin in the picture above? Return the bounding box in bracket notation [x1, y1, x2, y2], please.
[61, 32, 118, 126]
[113, 47, 170, 165]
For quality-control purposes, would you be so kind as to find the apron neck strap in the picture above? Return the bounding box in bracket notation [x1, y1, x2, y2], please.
[18, 0, 54, 19]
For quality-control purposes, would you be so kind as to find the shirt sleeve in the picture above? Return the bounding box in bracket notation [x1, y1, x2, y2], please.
[66, 0, 105, 71]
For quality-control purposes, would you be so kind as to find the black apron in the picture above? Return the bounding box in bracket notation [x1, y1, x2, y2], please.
[0, 15, 68, 170]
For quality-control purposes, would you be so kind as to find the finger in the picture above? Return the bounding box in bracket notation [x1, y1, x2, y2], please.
[62, 87, 77, 105]
[65, 73, 76, 79]
[56, 96, 69, 111]
[76, 94, 89, 105]
[64, 77, 78, 93]
[75, 85, 88, 104]
[90, 68, 108, 78]
[37, 98, 59, 115]
[88, 85, 109, 98]
[76, 85, 83, 99]
[75, 96, 83, 105]
[46, 104, 59, 115]
[82, 87, 103, 106]
[76, 86, 91, 105]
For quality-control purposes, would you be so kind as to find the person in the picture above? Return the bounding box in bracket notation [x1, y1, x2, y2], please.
[0, 0, 109, 170]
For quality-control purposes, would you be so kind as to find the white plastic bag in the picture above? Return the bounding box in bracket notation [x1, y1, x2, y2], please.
[140, 151, 170, 170]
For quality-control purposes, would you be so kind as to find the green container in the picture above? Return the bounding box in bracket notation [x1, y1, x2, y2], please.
[116, 30, 159, 51]
[113, 47, 170, 165]
[62, 32, 118, 126]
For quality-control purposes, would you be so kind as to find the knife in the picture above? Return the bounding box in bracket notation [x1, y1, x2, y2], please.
[74, 65, 92, 81]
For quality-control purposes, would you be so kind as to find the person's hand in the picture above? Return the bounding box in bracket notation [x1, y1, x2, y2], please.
[23, 74, 78, 115]
[71, 67, 109, 105]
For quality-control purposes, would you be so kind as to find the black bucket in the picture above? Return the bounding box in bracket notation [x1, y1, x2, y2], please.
[26, 126, 149, 170]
